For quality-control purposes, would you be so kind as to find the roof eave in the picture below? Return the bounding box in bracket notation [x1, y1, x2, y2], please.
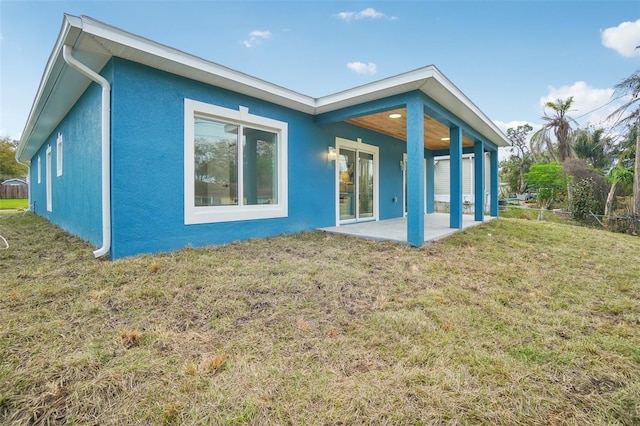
[424, 67, 510, 148]
[16, 15, 83, 162]
[314, 66, 510, 148]
[17, 14, 509, 162]
[78, 15, 317, 113]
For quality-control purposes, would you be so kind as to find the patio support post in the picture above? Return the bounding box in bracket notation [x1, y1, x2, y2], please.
[449, 125, 463, 228]
[425, 149, 435, 213]
[490, 149, 499, 216]
[473, 140, 485, 221]
[406, 98, 425, 247]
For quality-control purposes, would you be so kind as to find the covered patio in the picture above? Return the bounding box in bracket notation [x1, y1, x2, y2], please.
[320, 213, 494, 244]
[316, 67, 510, 246]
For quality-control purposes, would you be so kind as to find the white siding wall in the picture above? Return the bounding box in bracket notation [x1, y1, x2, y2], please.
[433, 153, 492, 213]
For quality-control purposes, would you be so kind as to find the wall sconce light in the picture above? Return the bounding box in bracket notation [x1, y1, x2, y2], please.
[327, 146, 337, 161]
[400, 160, 406, 171]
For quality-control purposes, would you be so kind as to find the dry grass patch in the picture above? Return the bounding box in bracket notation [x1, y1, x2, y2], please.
[1, 212, 639, 424]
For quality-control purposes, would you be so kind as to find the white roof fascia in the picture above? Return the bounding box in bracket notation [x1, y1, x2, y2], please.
[427, 67, 509, 147]
[314, 67, 436, 113]
[77, 16, 317, 113]
[18, 14, 509, 162]
[314, 66, 510, 147]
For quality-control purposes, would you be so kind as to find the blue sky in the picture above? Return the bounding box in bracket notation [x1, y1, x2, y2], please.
[1, 0, 639, 153]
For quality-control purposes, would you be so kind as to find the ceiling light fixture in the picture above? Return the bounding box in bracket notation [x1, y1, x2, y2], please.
[440, 137, 450, 141]
[389, 113, 402, 119]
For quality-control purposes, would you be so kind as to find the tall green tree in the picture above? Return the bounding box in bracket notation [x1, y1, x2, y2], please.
[572, 127, 614, 171]
[530, 97, 578, 162]
[607, 69, 639, 216]
[506, 124, 533, 194]
[524, 162, 567, 220]
[0, 137, 28, 182]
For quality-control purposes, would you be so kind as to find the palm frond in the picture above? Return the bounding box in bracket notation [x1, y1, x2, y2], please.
[607, 69, 640, 127]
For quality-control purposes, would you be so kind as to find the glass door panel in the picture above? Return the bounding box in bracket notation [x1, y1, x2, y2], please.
[358, 152, 374, 218]
[339, 148, 355, 220]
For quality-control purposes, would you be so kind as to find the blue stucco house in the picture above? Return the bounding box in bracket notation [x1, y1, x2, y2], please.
[16, 15, 510, 259]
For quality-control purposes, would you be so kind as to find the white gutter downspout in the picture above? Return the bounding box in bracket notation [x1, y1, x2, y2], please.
[62, 45, 111, 258]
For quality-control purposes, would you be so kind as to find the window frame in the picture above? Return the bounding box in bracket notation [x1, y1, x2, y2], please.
[184, 99, 288, 225]
[37, 155, 41, 184]
[56, 133, 63, 177]
[46, 145, 52, 212]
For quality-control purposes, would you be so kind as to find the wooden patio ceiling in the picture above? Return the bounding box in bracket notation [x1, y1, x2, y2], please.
[345, 107, 474, 150]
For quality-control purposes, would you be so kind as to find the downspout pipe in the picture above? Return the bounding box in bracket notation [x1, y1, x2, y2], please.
[62, 45, 111, 258]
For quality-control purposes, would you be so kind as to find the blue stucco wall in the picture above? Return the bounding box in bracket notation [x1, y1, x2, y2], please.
[29, 71, 106, 247]
[109, 59, 408, 258]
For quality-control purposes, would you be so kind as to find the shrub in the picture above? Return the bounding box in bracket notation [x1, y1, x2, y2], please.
[569, 177, 604, 223]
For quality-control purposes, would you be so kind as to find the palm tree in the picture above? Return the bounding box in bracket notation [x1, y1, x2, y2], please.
[573, 127, 614, 171]
[607, 69, 640, 217]
[530, 97, 578, 162]
[604, 166, 634, 222]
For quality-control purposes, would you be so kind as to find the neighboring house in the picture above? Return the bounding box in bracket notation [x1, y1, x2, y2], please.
[16, 15, 510, 259]
[1, 178, 28, 186]
[433, 154, 491, 213]
[0, 178, 28, 200]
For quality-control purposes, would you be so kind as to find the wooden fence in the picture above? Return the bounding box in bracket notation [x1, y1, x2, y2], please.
[0, 185, 28, 199]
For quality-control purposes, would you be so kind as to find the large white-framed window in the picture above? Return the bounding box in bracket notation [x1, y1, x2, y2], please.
[56, 133, 63, 177]
[184, 99, 288, 225]
[46, 146, 52, 212]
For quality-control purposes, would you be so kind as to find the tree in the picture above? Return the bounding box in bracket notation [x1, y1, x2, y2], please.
[616, 126, 637, 170]
[524, 162, 567, 220]
[500, 157, 525, 196]
[572, 127, 614, 171]
[505, 124, 533, 194]
[530, 97, 578, 162]
[607, 69, 639, 216]
[604, 166, 634, 221]
[0, 137, 28, 182]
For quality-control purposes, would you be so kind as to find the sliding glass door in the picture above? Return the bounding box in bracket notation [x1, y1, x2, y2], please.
[336, 138, 378, 224]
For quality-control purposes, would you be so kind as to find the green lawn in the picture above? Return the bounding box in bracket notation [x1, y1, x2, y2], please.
[0, 212, 638, 424]
[499, 204, 571, 223]
[0, 198, 28, 210]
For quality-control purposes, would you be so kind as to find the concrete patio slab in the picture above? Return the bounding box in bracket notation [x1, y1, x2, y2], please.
[320, 213, 495, 244]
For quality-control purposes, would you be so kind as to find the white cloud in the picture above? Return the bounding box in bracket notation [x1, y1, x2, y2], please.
[601, 19, 640, 57]
[347, 61, 377, 75]
[243, 30, 272, 48]
[540, 81, 618, 127]
[336, 8, 397, 22]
